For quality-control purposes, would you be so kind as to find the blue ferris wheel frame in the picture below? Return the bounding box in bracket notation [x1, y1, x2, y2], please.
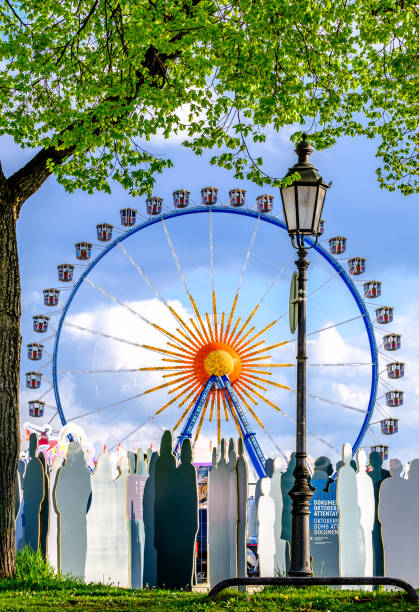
[52, 206, 378, 457]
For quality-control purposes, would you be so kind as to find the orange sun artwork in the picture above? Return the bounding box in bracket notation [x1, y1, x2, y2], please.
[138, 290, 293, 444]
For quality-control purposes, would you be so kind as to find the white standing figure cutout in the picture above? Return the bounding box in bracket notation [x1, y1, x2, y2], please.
[55, 443, 92, 579]
[227, 439, 237, 579]
[379, 458, 410, 582]
[404, 459, 419, 586]
[356, 449, 375, 579]
[113, 454, 130, 587]
[337, 443, 365, 577]
[85, 453, 116, 584]
[257, 477, 276, 577]
[269, 458, 287, 575]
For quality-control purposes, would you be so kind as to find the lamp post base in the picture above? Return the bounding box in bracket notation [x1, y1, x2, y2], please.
[288, 458, 313, 577]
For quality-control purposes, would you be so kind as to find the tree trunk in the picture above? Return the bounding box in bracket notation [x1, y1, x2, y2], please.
[0, 184, 21, 577]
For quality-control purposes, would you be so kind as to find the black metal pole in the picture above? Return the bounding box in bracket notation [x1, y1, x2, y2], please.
[288, 244, 313, 577]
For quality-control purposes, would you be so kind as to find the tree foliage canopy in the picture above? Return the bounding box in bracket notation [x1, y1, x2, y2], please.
[0, 0, 417, 198]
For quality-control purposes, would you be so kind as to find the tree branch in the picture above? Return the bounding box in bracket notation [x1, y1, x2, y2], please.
[7, 143, 75, 214]
[0, 162, 12, 216]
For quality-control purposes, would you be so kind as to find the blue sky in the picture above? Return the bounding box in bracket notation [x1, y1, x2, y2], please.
[3, 128, 418, 468]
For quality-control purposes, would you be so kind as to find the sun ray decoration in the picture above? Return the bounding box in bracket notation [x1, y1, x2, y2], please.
[140, 293, 294, 445]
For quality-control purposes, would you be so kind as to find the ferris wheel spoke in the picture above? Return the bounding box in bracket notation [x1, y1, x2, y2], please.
[284, 315, 365, 345]
[208, 210, 219, 341]
[116, 242, 196, 346]
[237, 216, 260, 293]
[163, 368, 195, 379]
[241, 373, 291, 391]
[59, 368, 146, 374]
[258, 252, 295, 305]
[378, 377, 393, 391]
[209, 209, 215, 292]
[33, 385, 54, 401]
[229, 304, 261, 346]
[307, 362, 373, 367]
[63, 322, 186, 363]
[233, 385, 257, 412]
[178, 383, 202, 408]
[47, 410, 59, 425]
[142, 374, 196, 397]
[174, 326, 202, 351]
[161, 218, 211, 342]
[190, 297, 212, 343]
[85, 277, 186, 349]
[273, 274, 354, 326]
[221, 393, 229, 421]
[224, 294, 239, 342]
[205, 312, 215, 342]
[63, 322, 143, 349]
[241, 341, 288, 360]
[307, 272, 341, 299]
[69, 391, 149, 422]
[155, 381, 201, 415]
[108, 414, 166, 452]
[223, 217, 260, 341]
[294, 390, 367, 414]
[219, 312, 225, 342]
[161, 218, 191, 296]
[235, 380, 282, 413]
[213, 294, 218, 341]
[226, 316, 241, 344]
[261, 427, 289, 463]
[367, 425, 381, 445]
[234, 382, 258, 405]
[187, 317, 207, 346]
[233, 326, 256, 350]
[38, 359, 53, 371]
[166, 341, 195, 358]
[378, 350, 394, 362]
[234, 319, 278, 353]
[269, 401, 339, 454]
[142, 344, 193, 361]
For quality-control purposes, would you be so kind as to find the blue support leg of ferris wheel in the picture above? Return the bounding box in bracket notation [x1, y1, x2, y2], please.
[219, 375, 267, 478]
[174, 375, 216, 455]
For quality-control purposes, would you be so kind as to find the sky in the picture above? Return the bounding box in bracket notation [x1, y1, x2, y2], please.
[2, 126, 418, 470]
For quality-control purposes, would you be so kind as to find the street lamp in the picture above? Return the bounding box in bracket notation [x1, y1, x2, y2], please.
[280, 134, 330, 577]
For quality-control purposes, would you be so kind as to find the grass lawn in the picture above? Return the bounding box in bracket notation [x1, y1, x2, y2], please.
[0, 550, 417, 611]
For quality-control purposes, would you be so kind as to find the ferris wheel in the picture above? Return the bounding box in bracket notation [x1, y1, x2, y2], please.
[24, 187, 405, 476]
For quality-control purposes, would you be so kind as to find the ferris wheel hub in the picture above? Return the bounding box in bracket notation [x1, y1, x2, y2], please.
[204, 349, 235, 377]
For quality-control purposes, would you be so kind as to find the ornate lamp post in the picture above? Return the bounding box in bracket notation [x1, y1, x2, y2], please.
[280, 134, 330, 577]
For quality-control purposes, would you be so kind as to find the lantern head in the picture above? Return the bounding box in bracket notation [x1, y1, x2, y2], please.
[280, 134, 330, 245]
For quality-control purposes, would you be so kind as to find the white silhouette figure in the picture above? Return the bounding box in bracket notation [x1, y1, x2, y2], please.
[337, 443, 365, 577]
[85, 453, 116, 584]
[257, 477, 276, 577]
[113, 454, 130, 587]
[270, 458, 287, 575]
[47, 455, 64, 570]
[356, 449, 375, 580]
[379, 458, 410, 581]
